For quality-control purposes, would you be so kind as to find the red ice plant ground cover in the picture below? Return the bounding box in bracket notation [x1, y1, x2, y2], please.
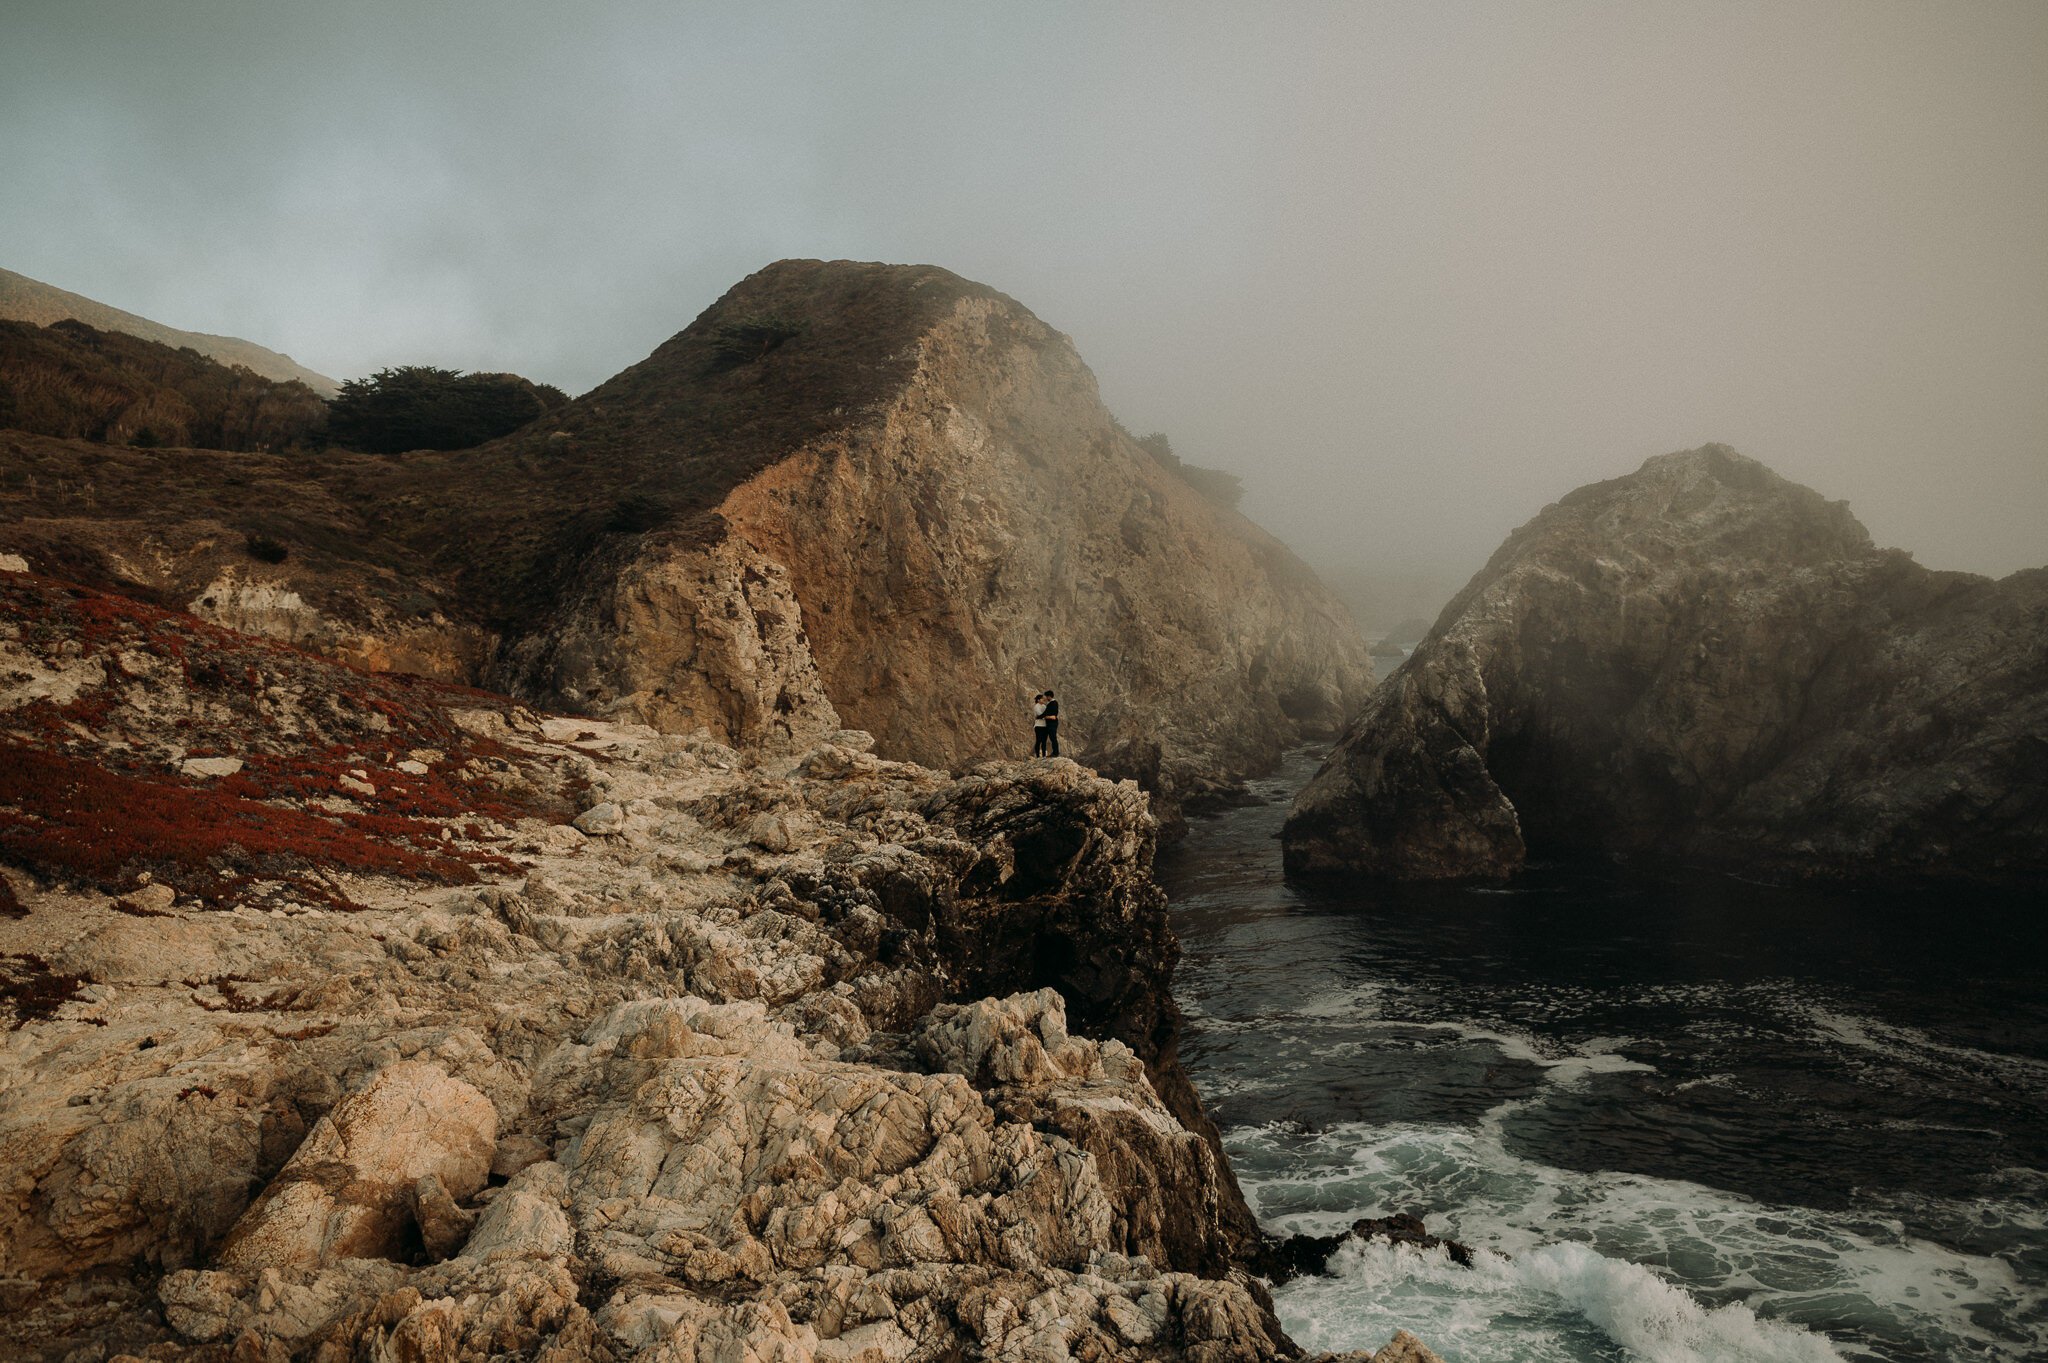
[0, 739, 505, 909]
[0, 571, 573, 911]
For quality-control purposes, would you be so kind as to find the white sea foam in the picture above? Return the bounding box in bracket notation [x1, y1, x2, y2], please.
[1238, 1118, 2048, 1362]
[1294, 982, 1388, 1019]
[1801, 1006, 2048, 1087]
[1672, 1072, 1735, 1093]
[1281, 1239, 1846, 1363]
[1392, 1019, 1657, 1087]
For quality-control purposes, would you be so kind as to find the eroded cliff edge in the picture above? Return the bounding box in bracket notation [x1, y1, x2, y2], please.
[0, 260, 1372, 823]
[1, 567, 1409, 1361]
[1284, 445, 2048, 883]
[458, 261, 1371, 816]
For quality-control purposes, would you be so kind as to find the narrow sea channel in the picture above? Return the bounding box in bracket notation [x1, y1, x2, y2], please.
[1156, 752, 2048, 1363]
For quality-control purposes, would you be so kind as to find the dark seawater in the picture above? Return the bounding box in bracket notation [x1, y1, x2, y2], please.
[1157, 752, 2048, 1363]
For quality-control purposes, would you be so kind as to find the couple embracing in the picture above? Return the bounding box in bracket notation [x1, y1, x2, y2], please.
[1030, 690, 1060, 757]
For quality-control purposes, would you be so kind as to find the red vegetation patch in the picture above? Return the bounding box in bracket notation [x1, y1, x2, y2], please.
[1, 953, 85, 1030]
[220, 744, 536, 828]
[0, 572, 573, 911]
[0, 740, 515, 910]
[0, 574, 545, 765]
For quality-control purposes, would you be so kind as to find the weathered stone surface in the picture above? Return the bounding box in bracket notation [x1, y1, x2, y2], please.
[514, 532, 844, 753]
[212, 1060, 495, 1272]
[573, 801, 627, 836]
[920, 991, 1245, 1278]
[503, 262, 1370, 817]
[114, 882, 177, 914]
[1286, 445, 2048, 882]
[0, 578, 1358, 1361]
[1375, 1331, 1448, 1363]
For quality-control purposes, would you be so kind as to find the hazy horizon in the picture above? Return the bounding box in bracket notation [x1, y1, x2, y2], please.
[4, 1, 2043, 605]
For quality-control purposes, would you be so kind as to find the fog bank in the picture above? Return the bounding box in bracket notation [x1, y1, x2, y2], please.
[4, 0, 2043, 605]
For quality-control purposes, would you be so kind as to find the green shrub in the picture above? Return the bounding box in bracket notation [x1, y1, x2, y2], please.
[0, 319, 326, 451]
[707, 315, 805, 372]
[325, 366, 567, 454]
[243, 533, 289, 564]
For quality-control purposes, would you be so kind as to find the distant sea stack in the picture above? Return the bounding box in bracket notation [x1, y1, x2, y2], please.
[1283, 445, 2048, 883]
[443, 260, 1372, 814]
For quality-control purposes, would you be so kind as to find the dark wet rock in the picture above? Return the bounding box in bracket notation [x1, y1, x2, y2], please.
[1351, 1212, 1476, 1267]
[1253, 1212, 1476, 1283]
[1286, 445, 2048, 883]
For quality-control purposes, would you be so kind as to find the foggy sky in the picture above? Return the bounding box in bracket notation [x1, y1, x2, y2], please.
[4, 1, 2044, 610]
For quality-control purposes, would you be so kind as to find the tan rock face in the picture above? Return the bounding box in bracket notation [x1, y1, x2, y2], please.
[497, 264, 1369, 818]
[510, 530, 841, 750]
[212, 1060, 496, 1272]
[0, 578, 1349, 1361]
[698, 281, 1371, 807]
[1285, 445, 2048, 881]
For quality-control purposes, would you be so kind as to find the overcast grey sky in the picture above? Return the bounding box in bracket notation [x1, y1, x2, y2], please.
[4, 1, 2044, 606]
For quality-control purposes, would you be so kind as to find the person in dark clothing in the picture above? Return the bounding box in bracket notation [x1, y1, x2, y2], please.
[1031, 692, 1048, 756]
[1042, 690, 1059, 757]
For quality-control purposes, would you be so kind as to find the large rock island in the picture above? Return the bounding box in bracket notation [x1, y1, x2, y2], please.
[1284, 445, 2048, 883]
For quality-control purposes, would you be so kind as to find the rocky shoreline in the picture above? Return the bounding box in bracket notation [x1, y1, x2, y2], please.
[0, 568, 1432, 1361]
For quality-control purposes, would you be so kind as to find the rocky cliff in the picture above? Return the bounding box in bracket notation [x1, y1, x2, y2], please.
[0, 260, 1371, 822]
[457, 260, 1371, 815]
[0, 565, 1425, 1362]
[1284, 445, 2048, 882]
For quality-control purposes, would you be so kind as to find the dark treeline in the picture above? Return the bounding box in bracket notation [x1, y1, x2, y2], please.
[0, 322, 574, 456]
[0, 319, 328, 451]
[325, 366, 568, 454]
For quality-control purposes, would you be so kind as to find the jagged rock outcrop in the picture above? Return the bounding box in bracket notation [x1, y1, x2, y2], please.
[476, 260, 1369, 814]
[0, 567, 1422, 1360]
[208, 1061, 496, 1274]
[1, 260, 1370, 820]
[1285, 445, 2048, 882]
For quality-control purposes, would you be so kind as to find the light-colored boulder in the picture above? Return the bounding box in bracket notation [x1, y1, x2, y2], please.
[115, 882, 177, 914]
[460, 1163, 573, 1263]
[214, 1060, 496, 1273]
[572, 801, 625, 836]
[1375, 1330, 1449, 1363]
[918, 988, 1099, 1087]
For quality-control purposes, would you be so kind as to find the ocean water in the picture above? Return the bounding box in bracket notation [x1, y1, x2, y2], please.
[1157, 754, 2048, 1363]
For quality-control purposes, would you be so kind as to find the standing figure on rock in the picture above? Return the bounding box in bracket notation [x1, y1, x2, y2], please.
[1043, 689, 1060, 757]
[1031, 692, 1049, 756]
